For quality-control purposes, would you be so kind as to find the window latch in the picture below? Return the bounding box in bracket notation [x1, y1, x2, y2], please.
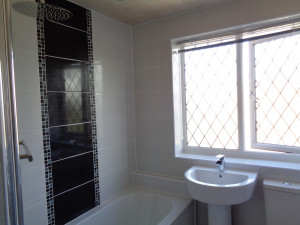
[249, 91, 260, 101]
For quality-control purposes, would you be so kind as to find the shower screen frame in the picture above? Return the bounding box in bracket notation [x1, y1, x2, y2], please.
[0, 0, 24, 224]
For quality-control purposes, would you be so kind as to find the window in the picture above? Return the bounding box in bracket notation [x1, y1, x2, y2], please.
[251, 33, 300, 152]
[173, 20, 300, 154]
[184, 43, 238, 149]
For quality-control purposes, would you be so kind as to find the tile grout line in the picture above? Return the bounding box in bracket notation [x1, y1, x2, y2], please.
[51, 150, 94, 163]
[49, 121, 92, 129]
[48, 19, 88, 33]
[53, 180, 95, 198]
[46, 54, 88, 63]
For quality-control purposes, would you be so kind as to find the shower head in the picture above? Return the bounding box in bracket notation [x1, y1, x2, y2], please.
[12, 1, 73, 22]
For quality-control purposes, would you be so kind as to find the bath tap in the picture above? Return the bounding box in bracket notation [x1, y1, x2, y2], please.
[216, 154, 225, 172]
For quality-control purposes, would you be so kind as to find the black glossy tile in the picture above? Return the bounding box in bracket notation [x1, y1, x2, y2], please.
[48, 92, 91, 127]
[45, 0, 87, 31]
[50, 123, 92, 161]
[54, 181, 95, 225]
[52, 152, 94, 195]
[46, 57, 90, 92]
[44, 20, 88, 61]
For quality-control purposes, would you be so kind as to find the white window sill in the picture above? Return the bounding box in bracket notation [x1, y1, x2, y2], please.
[176, 151, 300, 171]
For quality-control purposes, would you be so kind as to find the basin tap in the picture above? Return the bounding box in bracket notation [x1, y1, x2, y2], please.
[216, 154, 225, 172]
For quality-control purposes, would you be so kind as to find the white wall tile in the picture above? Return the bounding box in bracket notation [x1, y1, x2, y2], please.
[132, 171, 190, 198]
[92, 12, 123, 42]
[101, 65, 125, 93]
[93, 37, 124, 68]
[102, 93, 126, 121]
[133, 43, 159, 71]
[132, 1, 300, 225]
[158, 40, 172, 67]
[18, 129, 44, 170]
[134, 67, 160, 93]
[21, 165, 47, 208]
[134, 92, 162, 116]
[23, 200, 48, 225]
[133, 21, 158, 45]
[93, 11, 135, 203]
[99, 170, 132, 203]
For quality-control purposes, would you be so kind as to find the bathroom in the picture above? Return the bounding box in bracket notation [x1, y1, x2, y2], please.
[0, 0, 300, 224]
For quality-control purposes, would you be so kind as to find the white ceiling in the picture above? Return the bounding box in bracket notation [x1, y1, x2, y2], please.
[70, 0, 233, 26]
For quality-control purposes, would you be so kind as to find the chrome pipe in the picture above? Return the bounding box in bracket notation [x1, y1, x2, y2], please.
[0, 0, 24, 224]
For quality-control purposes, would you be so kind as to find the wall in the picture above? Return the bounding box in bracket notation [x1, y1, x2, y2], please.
[92, 11, 135, 203]
[132, 0, 300, 224]
[11, 0, 135, 223]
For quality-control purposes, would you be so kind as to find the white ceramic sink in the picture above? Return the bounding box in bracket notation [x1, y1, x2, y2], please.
[185, 166, 257, 205]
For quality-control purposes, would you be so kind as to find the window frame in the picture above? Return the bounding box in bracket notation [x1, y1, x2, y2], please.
[180, 42, 243, 152]
[173, 17, 300, 158]
[249, 32, 300, 154]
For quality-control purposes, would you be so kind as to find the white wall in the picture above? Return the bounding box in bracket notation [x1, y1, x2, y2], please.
[132, 0, 300, 224]
[92, 11, 135, 203]
[11, 0, 135, 223]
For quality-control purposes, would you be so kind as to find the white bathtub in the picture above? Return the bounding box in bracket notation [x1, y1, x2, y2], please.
[67, 187, 193, 225]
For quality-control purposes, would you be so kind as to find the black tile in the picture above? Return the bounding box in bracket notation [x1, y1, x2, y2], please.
[44, 20, 88, 61]
[52, 153, 94, 195]
[46, 57, 90, 92]
[45, 0, 87, 31]
[50, 123, 93, 161]
[54, 181, 95, 225]
[48, 92, 91, 127]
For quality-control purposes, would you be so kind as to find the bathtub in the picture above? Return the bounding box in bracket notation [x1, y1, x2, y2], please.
[67, 187, 193, 225]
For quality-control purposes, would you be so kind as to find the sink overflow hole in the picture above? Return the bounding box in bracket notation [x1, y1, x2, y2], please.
[219, 174, 222, 178]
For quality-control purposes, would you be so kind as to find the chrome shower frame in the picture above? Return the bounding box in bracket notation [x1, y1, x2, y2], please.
[0, 0, 24, 224]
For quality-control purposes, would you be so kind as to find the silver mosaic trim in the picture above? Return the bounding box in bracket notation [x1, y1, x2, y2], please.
[36, 4, 55, 225]
[86, 9, 100, 206]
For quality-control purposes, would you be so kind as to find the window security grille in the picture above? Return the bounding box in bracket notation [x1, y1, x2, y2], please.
[176, 20, 300, 153]
[184, 43, 238, 149]
[252, 33, 300, 149]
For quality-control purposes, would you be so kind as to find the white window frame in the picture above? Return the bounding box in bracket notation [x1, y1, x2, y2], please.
[180, 42, 243, 153]
[249, 32, 300, 154]
[172, 16, 300, 161]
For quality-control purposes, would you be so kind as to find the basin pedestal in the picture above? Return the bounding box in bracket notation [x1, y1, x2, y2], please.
[208, 204, 231, 225]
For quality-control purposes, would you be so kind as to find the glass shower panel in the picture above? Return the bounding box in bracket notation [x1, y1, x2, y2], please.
[10, 0, 49, 224]
[0, 152, 6, 225]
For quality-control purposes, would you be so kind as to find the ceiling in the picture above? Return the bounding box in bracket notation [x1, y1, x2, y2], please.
[70, 0, 233, 26]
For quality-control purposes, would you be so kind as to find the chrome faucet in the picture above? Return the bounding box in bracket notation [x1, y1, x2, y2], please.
[216, 154, 225, 172]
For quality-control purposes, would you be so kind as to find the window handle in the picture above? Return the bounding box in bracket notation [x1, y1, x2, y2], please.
[249, 92, 260, 101]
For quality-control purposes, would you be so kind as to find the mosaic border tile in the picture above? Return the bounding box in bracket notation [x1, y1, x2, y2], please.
[36, 3, 55, 225]
[86, 9, 100, 206]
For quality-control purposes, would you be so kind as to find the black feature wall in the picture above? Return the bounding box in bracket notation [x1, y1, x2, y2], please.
[36, 1, 100, 224]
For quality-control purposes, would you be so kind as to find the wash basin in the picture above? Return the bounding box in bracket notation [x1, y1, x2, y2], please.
[185, 166, 257, 205]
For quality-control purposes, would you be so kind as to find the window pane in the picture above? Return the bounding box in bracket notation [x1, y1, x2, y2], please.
[184, 44, 238, 149]
[254, 33, 300, 147]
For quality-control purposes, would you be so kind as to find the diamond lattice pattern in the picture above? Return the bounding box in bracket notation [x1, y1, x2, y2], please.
[64, 68, 83, 92]
[254, 33, 300, 147]
[184, 44, 238, 149]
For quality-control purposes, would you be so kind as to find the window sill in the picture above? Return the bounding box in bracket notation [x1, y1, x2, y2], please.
[176, 150, 300, 171]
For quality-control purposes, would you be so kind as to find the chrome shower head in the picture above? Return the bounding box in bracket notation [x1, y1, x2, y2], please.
[12, 1, 73, 22]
